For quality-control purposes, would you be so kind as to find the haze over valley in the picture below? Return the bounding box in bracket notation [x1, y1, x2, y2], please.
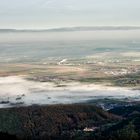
[0, 30, 139, 108]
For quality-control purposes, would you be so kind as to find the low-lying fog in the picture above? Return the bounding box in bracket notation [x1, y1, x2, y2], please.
[0, 76, 139, 108]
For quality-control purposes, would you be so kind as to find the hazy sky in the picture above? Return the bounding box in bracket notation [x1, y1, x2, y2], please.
[0, 0, 140, 29]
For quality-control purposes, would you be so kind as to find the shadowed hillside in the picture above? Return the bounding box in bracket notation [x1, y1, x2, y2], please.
[0, 104, 120, 139]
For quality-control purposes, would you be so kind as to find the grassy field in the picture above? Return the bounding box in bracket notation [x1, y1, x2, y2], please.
[0, 56, 139, 89]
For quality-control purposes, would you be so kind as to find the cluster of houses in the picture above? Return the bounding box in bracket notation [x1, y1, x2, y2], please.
[83, 126, 99, 132]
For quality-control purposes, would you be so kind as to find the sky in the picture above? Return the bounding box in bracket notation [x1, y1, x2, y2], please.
[0, 0, 140, 29]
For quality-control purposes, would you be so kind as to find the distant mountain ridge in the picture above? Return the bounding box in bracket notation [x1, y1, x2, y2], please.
[1, 26, 140, 32]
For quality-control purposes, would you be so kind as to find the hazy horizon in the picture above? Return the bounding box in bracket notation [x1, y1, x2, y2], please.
[1, 0, 140, 29]
[1, 26, 140, 31]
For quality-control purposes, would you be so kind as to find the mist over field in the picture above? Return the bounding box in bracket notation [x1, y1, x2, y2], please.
[0, 30, 140, 63]
[0, 30, 139, 108]
[0, 76, 139, 108]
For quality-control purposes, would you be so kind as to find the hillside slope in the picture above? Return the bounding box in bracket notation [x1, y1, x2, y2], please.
[0, 104, 119, 139]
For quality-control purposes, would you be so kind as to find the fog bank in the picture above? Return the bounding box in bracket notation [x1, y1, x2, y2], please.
[0, 76, 139, 108]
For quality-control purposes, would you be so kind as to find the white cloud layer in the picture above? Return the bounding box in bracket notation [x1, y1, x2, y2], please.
[0, 76, 139, 108]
